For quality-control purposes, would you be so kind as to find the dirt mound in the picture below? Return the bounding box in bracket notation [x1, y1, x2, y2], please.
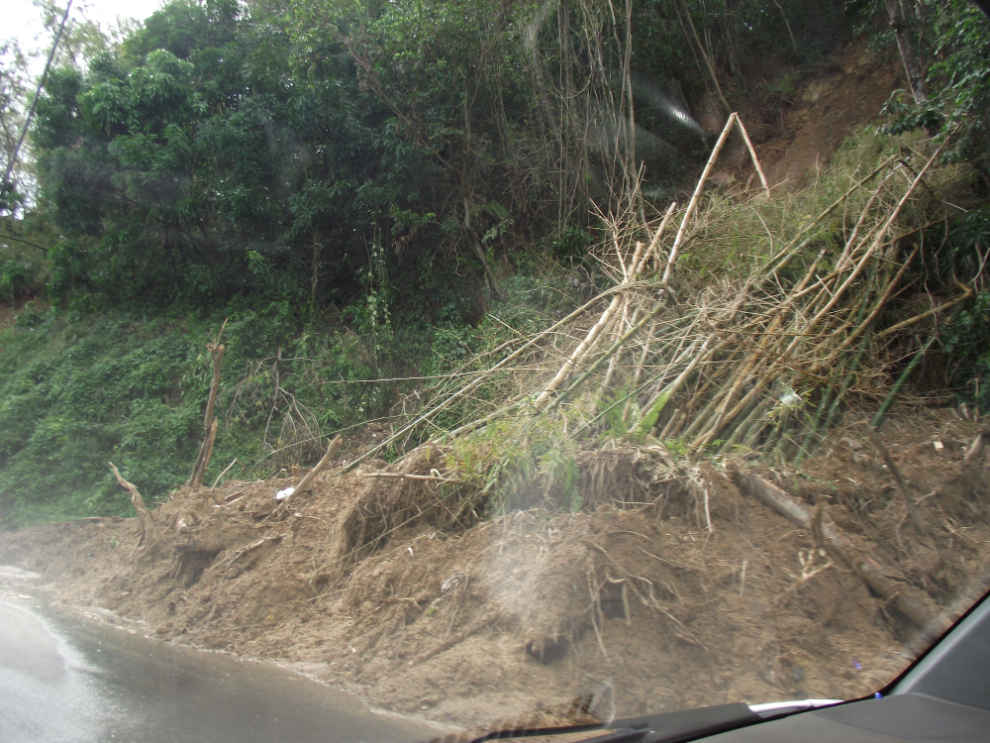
[2, 410, 989, 731]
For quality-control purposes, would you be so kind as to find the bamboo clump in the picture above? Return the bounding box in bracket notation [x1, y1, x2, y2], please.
[340, 127, 969, 484]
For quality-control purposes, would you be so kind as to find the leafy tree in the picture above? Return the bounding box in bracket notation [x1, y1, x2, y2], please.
[880, 1, 990, 179]
[0, 42, 30, 215]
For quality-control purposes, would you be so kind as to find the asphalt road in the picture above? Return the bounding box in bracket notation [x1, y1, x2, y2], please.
[0, 593, 440, 743]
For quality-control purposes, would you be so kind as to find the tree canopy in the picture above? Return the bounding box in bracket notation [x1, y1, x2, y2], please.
[20, 0, 867, 317]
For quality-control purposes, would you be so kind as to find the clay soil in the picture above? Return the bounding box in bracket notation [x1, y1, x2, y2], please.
[2, 409, 988, 735]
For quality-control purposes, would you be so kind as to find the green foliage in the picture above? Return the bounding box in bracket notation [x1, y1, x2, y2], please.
[599, 387, 670, 445]
[633, 389, 671, 441]
[24, 0, 863, 322]
[928, 204, 990, 410]
[0, 210, 59, 300]
[1, 41, 30, 216]
[942, 290, 990, 411]
[1, 280, 579, 525]
[0, 311, 206, 524]
[11, 0, 988, 528]
[880, 1, 990, 174]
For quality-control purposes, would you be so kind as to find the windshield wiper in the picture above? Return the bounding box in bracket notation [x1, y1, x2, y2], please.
[465, 702, 763, 743]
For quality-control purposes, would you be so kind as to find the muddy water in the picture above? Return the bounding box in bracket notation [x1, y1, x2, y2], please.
[0, 597, 441, 743]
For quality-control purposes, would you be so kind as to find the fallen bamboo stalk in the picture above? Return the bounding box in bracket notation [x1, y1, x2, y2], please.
[539, 224, 669, 413]
[729, 465, 934, 630]
[733, 116, 771, 197]
[718, 395, 774, 455]
[871, 335, 935, 429]
[831, 170, 899, 273]
[829, 244, 920, 358]
[708, 248, 826, 432]
[572, 336, 707, 441]
[648, 334, 717, 414]
[762, 155, 900, 279]
[644, 201, 678, 266]
[657, 408, 683, 440]
[681, 375, 736, 442]
[534, 293, 625, 410]
[338, 286, 621, 473]
[876, 281, 974, 338]
[662, 113, 738, 287]
[793, 383, 837, 465]
[623, 334, 657, 424]
[536, 300, 670, 420]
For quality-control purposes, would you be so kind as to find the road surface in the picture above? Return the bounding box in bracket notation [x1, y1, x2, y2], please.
[0, 585, 440, 743]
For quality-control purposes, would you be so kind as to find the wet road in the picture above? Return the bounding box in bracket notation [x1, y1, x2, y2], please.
[0, 595, 440, 743]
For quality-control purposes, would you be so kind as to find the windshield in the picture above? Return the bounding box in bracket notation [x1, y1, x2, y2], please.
[1, 0, 989, 741]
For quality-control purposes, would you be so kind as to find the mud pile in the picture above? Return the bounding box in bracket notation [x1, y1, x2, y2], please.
[2, 410, 988, 731]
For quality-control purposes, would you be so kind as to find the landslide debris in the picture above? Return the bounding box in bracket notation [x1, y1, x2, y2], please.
[2, 412, 988, 730]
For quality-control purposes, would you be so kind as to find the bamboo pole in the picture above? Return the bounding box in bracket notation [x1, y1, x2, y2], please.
[662, 113, 738, 288]
[338, 289, 610, 473]
[762, 156, 900, 280]
[535, 300, 671, 422]
[870, 336, 935, 429]
[732, 116, 771, 197]
[875, 282, 974, 338]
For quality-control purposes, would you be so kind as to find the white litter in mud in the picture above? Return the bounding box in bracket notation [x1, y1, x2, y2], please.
[274, 487, 295, 503]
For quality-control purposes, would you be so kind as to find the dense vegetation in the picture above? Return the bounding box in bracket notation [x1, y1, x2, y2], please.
[0, 0, 988, 525]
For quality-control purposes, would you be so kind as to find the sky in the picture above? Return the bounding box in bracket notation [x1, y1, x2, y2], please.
[8, 0, 164, 68]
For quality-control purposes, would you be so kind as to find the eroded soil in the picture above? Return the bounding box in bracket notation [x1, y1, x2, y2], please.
[2, 409, 988, 734]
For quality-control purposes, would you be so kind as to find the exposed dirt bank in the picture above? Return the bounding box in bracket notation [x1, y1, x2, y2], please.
[2, 410, 988, 733]
[714, 39, 902, 191]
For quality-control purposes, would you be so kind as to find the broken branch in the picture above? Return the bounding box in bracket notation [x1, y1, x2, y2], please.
[110, 461, 158, 549]
[866, 426, 928, 535]
[277, 435, 343, 510]
[187, 336, 226, 489]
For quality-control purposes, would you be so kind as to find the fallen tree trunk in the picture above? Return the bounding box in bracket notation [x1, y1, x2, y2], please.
[729, 465, 935, 631]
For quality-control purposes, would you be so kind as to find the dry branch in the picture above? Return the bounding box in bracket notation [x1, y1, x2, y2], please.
[187, 335, 226, 489]
[277, 435, 343, 510]
[732, 116, 771, 197]
[729, 465, 934, 630]
[866, 426, 928, 535]
[362, 472, 470, 486]
[110, 462, 158, 549]
[333, 133, 961, 496]
[211, 458, 239, 490]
